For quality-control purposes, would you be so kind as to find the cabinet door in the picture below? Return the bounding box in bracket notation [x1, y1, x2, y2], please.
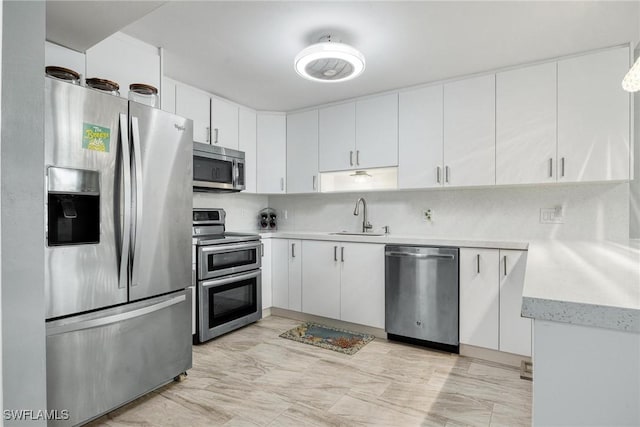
[239, 108, 257, 193]
[210, 96, 239, 150]
[46, 41, 86, 78]
[340, 243, 385, 329]
[288, 240, 302, 311]
[444, 75, 496, 187]
[287, 110, 319, 193]
[256, 113, 287, 194]
[459, 248, 499, 350]
[319, 102, 356, 172]
[271, 239, 289, 309]
[161, 77, 177, 114]
[499, 250, 531, 356]
[175, 84, 211, 144]
[261, 239, 272, 310]
[497, 62, 557, 185]
[301, 240, 341, 319]
[355, 94, 399, 169]
[398, 85, 444, 189]
[558, 47, 630, 182]
[85, 33, 160, 101]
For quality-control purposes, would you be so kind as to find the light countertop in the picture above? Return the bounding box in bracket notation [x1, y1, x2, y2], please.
[258, 231, 529, 250]
[521, 240, 640, 333]
[256, 231, 640, 333]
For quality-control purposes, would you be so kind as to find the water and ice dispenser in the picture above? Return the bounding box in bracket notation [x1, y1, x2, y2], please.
[47, 166, 100, 246]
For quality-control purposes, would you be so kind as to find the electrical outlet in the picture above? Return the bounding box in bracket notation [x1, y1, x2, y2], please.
[422, 209, 432, 222]
[540, 207, 564, 224]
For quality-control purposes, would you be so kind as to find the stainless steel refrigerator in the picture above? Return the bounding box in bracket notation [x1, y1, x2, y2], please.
[44, 77, 193, 426]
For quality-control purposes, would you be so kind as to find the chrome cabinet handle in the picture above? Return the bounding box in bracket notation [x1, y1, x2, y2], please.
[312, 175, 317, 191]
[503, 255, 507, 276]
[280, 177, 284, 191]
[213, 128, 219, 144]
[261, 243, 264, 257]
[341, 246, 345, 263]
[477, 254, 480, 274]
[445, 166, 450, 183]
[561, 157, 565, 178]
[436, 166, 441, 184]
[349, 151, 354, 166]
[549, 158, 553, 178]
[206, 126, 210, 143]
[334, 246, 337, 262]
[356, 150, 360, 166]
[291, 242, 295, 258]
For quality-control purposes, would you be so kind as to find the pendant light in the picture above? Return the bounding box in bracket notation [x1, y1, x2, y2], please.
[294, 35, 365, 83]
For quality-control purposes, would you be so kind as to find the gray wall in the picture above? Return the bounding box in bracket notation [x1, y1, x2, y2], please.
[1, 1, 47, 424]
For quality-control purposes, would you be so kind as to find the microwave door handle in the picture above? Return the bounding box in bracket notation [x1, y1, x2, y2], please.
[233, 160, 238, 187]
[130, 116, 143, 287]
[118, 113, 131, 289]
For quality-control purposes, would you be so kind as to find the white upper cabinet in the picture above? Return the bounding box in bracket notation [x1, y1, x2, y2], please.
[161, 77, 177, 114]
[444, 75, 496, 187]
[398, 85, 444, 189]
[86, 33, 160, 100]
[287, 110, 319, 193]
[339, 243, 385, 329]
[319, 102, 356, 172]
[496, 62, 557, 185]
[558, 47, 630, 182]
[257, 113, 287, 194]
[210, 96, 239, 150]
[45, 41, 86, 78]
[459, 248, 500, 351]
[355, 94, 399, 169]
[175, 84, 211, 144]
[499, 250, 531, 356]
[239, 108, 257, 193]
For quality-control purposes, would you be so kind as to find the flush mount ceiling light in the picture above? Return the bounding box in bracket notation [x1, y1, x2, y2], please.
[622, 57, 640, 92]
[294, 35, 365, 83]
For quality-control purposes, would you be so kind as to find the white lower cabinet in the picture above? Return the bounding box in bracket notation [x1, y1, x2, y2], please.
[460, 248, 531, 357]
[261, 239, 272, 310]
[271, 239, 302, 311]
[301, 240, 385, 328]
[301, 241, 341, 319]
[499, 250, 532, 356]
[459, 248, 500, 350]
[339, 243, 385, 329]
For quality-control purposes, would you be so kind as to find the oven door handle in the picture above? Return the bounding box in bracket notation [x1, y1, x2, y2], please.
[198, 241, 261, 255]
[200, 269, 261, 289]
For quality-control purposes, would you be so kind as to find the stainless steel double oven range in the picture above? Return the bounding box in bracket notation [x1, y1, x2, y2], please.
[192, 208, 262, 343]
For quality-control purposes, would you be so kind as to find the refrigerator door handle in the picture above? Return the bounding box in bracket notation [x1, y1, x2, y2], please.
[130, 116, 143, 287]
[118, 113, 132, 289]
[46, 293, 186, 336]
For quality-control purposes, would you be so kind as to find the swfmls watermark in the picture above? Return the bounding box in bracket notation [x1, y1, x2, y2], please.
[3, 409, 70, 421]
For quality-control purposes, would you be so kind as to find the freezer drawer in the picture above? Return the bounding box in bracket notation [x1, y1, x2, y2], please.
[46, 290, 192, 426]
[385, 246, 459, 349]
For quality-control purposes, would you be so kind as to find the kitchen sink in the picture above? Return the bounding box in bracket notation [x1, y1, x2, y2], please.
[330, 232, 386, 236]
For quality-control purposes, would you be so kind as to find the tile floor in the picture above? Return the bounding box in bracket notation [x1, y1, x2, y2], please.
[88, 316, 532, 426]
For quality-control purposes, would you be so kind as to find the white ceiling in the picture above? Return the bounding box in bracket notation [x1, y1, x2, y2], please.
[119, 1, 640, 111]
[46, 0, 166, 52]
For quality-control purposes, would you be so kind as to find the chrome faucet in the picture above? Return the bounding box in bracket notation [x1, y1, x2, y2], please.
[353, 197, 373, 233]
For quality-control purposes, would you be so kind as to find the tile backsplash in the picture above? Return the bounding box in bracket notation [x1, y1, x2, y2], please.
[193, 192, 269, 232]
[268, 182, 630, 241]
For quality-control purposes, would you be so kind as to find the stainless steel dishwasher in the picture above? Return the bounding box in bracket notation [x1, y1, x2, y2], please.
[385, 245, 459, 353]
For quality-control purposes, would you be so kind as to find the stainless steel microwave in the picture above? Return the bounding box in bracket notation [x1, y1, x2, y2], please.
[193, 142, 245, 192]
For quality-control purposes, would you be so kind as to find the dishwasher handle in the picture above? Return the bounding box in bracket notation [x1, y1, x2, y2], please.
[385, 251, 455, 260]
